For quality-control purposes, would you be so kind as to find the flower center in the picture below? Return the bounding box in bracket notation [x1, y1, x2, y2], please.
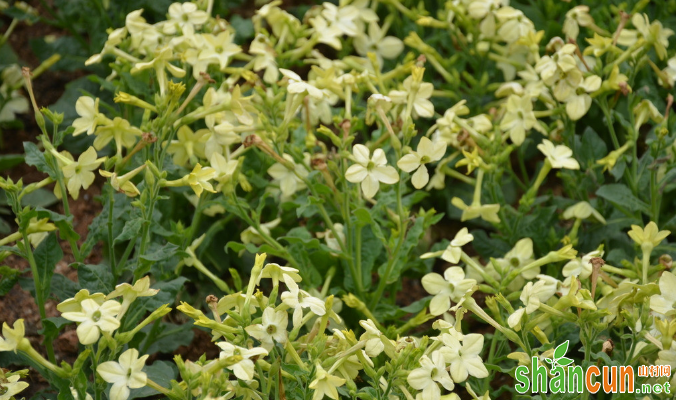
[215, 46, 224, 53]
[510, 257, 520, 268]
[366, 161, 375, 170]
[430, 367, 438, 379]
[182, 14, 190, 22]
[127, 368, 134, 378]
[420, 155, 430, 164]
[266, 325, 277, 334]
[92, 310, 102, 322]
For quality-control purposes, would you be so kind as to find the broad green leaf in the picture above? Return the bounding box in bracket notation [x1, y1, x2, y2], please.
[0, 265, 21, 296]
[0, 154, 24, 171]
[50, 273, 80, 301]
[114, 218, 143, 244]
[127, 361, 177, 400]
[33, 233, 63, 302]
[21, 188, 59, 208]
[78, 264, 114, 293]
[596, 184, 649, 213]
[143, 321, 194, 354]
[139, 242, 179, 262]
[24, 142, 56, 178]
[140, 277, 189, 310]
[36, 207, 80, 243]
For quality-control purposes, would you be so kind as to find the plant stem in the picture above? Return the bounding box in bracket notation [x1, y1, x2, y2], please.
[641, 247, 651, 284]
[21, 231, 56, 364]
[369, 180, 407, 310]
[146, 378, 172, 396]
[107, 189, 117, 279]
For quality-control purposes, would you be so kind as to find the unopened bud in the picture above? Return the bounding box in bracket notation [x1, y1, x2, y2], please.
[618, 82, 630, 96]
[659, 254, 672, 269]
[602, 339, 614, 356]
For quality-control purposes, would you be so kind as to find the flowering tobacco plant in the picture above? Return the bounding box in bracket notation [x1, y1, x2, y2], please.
[1, 0, 676, 399]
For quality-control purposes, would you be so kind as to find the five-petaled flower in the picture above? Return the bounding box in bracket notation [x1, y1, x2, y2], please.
[61, 299, 121, 345]
[537, 139, 580, 170]
[345, 144, 399, 199]
[97, 348, 148, 400]
[397, 137, 447, 189]
[422, 267, 477, 316]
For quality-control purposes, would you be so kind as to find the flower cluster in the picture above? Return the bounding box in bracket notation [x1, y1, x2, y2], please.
[1, 0, 676, 399]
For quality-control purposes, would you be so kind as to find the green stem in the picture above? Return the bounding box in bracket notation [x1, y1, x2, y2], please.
[355, 225, 363, 292]
[641, 247, 651, 284]
[48, 151, 83, 262]
[146, 378, 172, 396]
[20, 231, 56, 364]
[369, 179, 407, 310]
[193, 259, 231, 294]
[650, 169, 660, 224]
[107, 189, 117, 279]
[136, 182, 160, 280]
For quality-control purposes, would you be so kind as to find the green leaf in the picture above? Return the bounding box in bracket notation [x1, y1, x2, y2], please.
[574, 127, 607, 168]
[50, 273, 80, 301]
[143, 321, 194, 354]
[21, 188, 59, 208]
[378, 217, 425, 284]
[353, 208, 386, 245]
[554, 340, 569, 360]
[30, 36, 89, 72]
[231, 14, 255, 43]
[287, 243, 322, 287]
[24, 142, 56, 178]
[0, 154, 24, 171]
[114, 218, 143, 244]
[33, 233, 63, 302]
[471, 230, 512, 259]
[139, 242, 179, 262]
[36, 207, 80, 243]
[0, 265, 21, 296]
[140, 277, 189, 310]
[78, 264, 114, 293]
[279, 227, 338, 255]
[596, 184, 649, 213]
[358, 226, 382, 289]
[127, 361, 177, 400]
[39, 317, 71, 343]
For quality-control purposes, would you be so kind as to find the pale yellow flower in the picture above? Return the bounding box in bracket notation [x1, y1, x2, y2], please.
[309, 363, 346, 400]
[62, 147, 107, 200]
[186, 163, 217, 197]
[500, 95, 539, 145]
[93, 117, 142, 156]
[537, 140, 580, 170]
[451, 197, 501, 224]
[267, 154, 309, 198]
[0, 375, 29, 400]
[562, 201, 606, 224]
[628, 222, 670, 252]
[345, 144, 399, 199]
[97, 349, 148, 400]
[61, 299, 121, 345]
[397, 137, 447, 189]
[72, 97, 108, 136]
[0, 319, 25, 352]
